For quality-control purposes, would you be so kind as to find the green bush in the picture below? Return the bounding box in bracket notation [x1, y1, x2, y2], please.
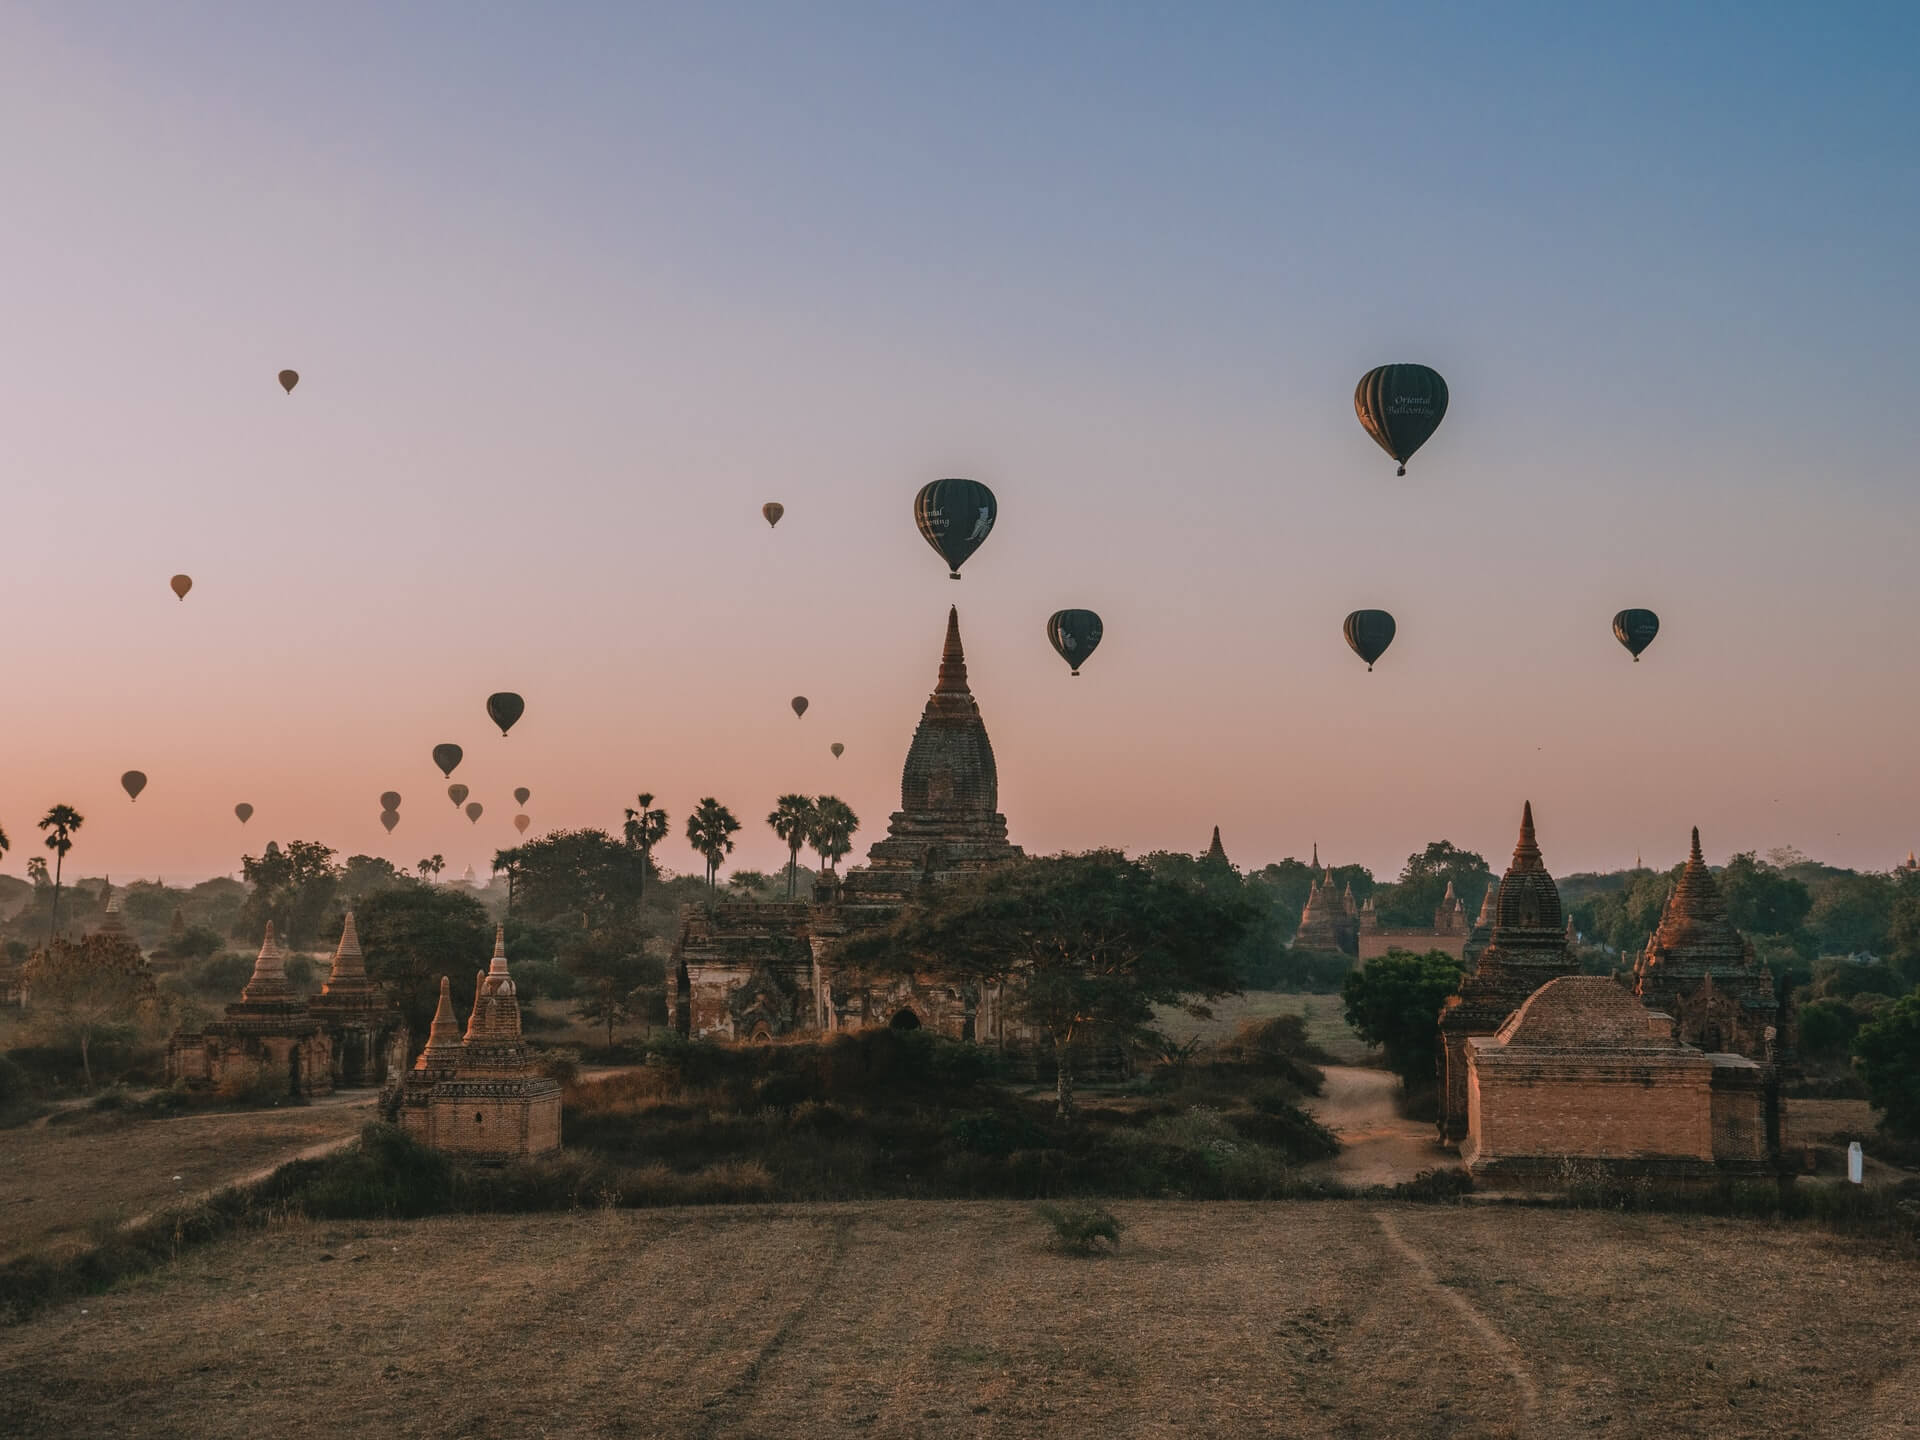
[1036, 1201, 1121, 1255]
[1798, 998, 1861, 1057]
[1854, 992, 1920, 1138]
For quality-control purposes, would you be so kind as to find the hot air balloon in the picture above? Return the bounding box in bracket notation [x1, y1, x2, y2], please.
[448, 784, 469, 808]
[913, 478, 998, 578]
[831, 743, 844, 759]
[1612, 609, 1660, 662]
[380, 791, 402, 812]
[234, 803, 253, 825]
[1354, 365, 1448, 475]
[432, 744, 463, 778]
[763, 502, 784, 528]
[514, 813, 531, 834]
[380, 809, 400, 833]
[1046, 609, 1105, 676]
[513, 786, 530, 807]
[1343, 610, 1397, 671]
[278, 369, 299, 394]
[486, 692, 525, 736]
[791, 696, 808, 718]
[169, 574, 192, 601]
[121, 770, 147, 802]
[465, 802, 484, 824]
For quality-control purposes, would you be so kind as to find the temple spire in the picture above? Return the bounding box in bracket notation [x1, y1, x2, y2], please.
[489, 923, 510, 976]
[1511, 801, 1543, 872]
[935, 606, 969, 695]
[1204, 826, 1228, 864]
[326, 911, 366, 987]
[241, 922, 290, 1001]
[420, 976, 464, 1059]
[1311, 842, 1319, 869]
[1689, 827, 1704, 866]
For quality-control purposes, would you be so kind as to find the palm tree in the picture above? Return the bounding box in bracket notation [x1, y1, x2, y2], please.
[809, 796, 860, 873]
[0, 822, 10, 865]
[767, 794, 818, 899]
[418, 854, 444, 881]
[684, 798, 741, 898]
[493, 846, 524, 912]
[37, 805, 84, 943]
[623, 793, 670, 903]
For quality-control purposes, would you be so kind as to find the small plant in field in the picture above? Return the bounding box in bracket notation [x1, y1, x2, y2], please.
[1036, 1201, 1121, 1256]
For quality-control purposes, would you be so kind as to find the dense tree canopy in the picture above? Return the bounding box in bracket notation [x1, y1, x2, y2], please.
[23, 932, 156, 1089]
[354, 884, 494, 1039]
[1340, 948, 1464, 1086]
[238, 840, 341, 948]
[1853, 993, 1920, 1138]
[1370, 842, 1493, 929]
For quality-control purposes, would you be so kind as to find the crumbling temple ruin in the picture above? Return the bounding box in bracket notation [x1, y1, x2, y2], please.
[307, 911, 408, 1087]
[1436, 803, 1578, 1146]
[1355, 880, 1472, 965]
[167, 923, 333, 1097]
[398, 926, 560, 1162]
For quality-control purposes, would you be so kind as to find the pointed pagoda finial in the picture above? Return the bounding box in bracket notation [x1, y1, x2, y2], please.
[935, 605, 969, 694]
[323, 910, 367, 989]
[1204, 826, 1227, 863]
[1689, 827, 1704, 866]
[1477, 884, 1496, 924]
[1511, 801, 1543, 871]
[465, 968, 486, 1038]
[1311, 841, 1319, 869]
[419, 975, 464, 1059]
[241, 921, 289, 1001]
[489, 923, 510, 976]
[1442, 879, 1456, 902]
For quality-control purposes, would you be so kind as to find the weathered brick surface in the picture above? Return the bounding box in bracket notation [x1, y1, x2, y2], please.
[166, 924, 334, 1097]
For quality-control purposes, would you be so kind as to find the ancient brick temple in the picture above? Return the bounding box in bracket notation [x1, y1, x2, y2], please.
[1632, 828, 1782, 1062]
[1462, 976, 1771, 1187]
[398, 926, 560, 1162]
[670, 606, 1036, 1045]
[307, 912, 408, 1087]
[167, 923, 333, 1097]
[1436, 803, 1577, 1147]
[1292, 848, 1357, 954]
[1355, 880, 1472, 965]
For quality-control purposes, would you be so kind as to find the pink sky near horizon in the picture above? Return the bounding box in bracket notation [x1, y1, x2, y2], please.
[3, 7, 1917, 890]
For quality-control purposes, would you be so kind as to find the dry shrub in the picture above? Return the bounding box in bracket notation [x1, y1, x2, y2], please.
[1036, 1202, 1121, 1256]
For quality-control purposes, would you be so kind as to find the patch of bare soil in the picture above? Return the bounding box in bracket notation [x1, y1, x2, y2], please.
[3, 1201, 1916, 1439]
[1301, 1064, 1449, 1186]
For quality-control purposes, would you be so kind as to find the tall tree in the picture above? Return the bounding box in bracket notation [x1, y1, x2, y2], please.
[623, 793, 670, 903]
[1341, 948, 1466, 1085]
[565, 927, 658, 1048]
[355, 884, 493, 1039]
[767, 794, 818, 898]
[493, 846, 525, 913]
[417, 854, 445, 882]
[23, 931, 155, 1089]
[1853, 992, 1920, 1139]
[809, 796, 860, 873]
[685, 799, 741, 896]
[238, 840, 340, 947]
[36, 805, 84, 944]
[510, 829, 647, 930]
[1371, 841, 1492, 929]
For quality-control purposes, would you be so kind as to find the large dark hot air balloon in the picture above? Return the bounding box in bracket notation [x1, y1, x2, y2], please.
[234, 803, 253, 825]
[831, 742, 844, 759]
[513, 786, 530, 807]
[170, 574, 192, 601]
[448, 784, 469, 808]
[791, 696, 808, 718]
[380, 809, 400, 833]
[1343, 610, 1397, 671]
[486, 692, 524, 736]
[465, 802, 484, 824]
[121, 770, 147, 802]
[380, 791, 402, 812]
[763, 502, 784, 528]
[514, 813, 531, 835]
[1045, 609, 1104, 676]
[1355, 365, 1448, 475]
[913, 478, 997, 579]
[278, 370, 299, 394]
[432, 744, 463, 778]
[1612, 609, 1660, 662]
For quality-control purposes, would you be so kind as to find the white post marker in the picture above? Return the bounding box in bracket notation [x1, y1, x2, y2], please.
[1847, 1140, 1864, 1185]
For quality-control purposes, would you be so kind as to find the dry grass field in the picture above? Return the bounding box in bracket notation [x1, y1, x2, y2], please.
[1156, 991, 1375, 1065]
[3, 1199, 1916, 1439]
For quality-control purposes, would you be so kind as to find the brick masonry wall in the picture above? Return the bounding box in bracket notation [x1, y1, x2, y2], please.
[1465, 1056, 1715, 1166]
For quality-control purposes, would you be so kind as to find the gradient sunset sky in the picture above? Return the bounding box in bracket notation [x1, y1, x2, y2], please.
[4, 3, 1917, 886]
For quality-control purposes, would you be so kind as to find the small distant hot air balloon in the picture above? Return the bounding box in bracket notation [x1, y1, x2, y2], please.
[486, 692, 525, 737]
[791, 696, 808, 718]
[914, 478, 998, 578]
[1354, 365, 1449, 475]
[763, 502, 784, 528]
[380, 791, 402, 812]
[121, 770, 147, 802]
[514, 813, 531, 834]
[513, 787, 530, 807]
[831, 742, 844, 759]
[432, 744, 463, 778]
[1046, 609, 1105, 676]
[1612, 609, 1660, 662]
[380, 809, 400, 833]
[278, 369, 299, 394]
[448, 784, 469, 808]
[466, 802, 484, 824]
[234, 803, 253, 825]
[169, 574, 192, 602]
[1343, 610, 1397, 671]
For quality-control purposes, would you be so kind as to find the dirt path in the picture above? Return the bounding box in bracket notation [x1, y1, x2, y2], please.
[1303, 1065, 1449, 1186]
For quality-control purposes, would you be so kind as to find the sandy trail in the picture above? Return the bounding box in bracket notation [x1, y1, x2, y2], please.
[1302, 1064, 1449, 1186]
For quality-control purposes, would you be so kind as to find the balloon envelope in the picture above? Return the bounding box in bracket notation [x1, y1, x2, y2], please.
[448, 784, 469, 808]
[913, 478, 998, 578]
[465, 802, 484, 824]
[763, 502, 784, 528]
[1354, 365, 1449, 475]
[514, 813, 531, 834]
[234, 803, 253, 824]
[831, 742, 844, 758]
[1046, 609, 1105, 675]
[278, 369, 298, 393]
[513, 786, 530, 806]
[169, 574, 192, 601]
[1612, 608, 1661, 661]
[432, 744, 463, 778]
[486, 692, 525, 736]
[379, 809, 399, 833]
[121, 770, 147, 802]
[1343, 610, 1397, 670]
[380, 791, 402, 812]
[791, 696, 808, 718]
